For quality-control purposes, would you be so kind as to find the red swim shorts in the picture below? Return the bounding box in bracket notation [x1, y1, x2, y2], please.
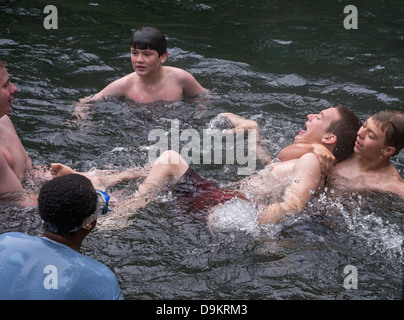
[172, 167, 246, 211]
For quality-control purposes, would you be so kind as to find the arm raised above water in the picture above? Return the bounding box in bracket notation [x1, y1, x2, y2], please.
[219, 113, 272, 165]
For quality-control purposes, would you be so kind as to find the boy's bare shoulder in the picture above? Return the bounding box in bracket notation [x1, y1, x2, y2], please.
[114, 72, 138, 84]
[164, 66, 195, 80]
[164, 65, 186, 73]
[377, 166, 404, 199]
[298, 152, 320, 166]
[0, 115, 13, 127]
[0, 116, 16, 135]
[163, 66, 206, 97]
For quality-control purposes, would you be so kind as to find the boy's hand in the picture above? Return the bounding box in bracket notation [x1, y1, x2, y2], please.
[219, 113, 258, 134]
[312, 144, 336, 176]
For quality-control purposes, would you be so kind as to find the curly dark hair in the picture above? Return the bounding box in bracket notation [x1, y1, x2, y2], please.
[38, 174, 97, 234]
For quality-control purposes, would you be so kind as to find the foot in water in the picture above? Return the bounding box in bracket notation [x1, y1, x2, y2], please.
[50, 163, 75, 177]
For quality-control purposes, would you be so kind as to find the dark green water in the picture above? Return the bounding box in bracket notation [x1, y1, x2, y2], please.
[1, 0, 403, 299]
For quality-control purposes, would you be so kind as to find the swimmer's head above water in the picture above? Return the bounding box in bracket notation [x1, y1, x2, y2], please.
[130, 26, 167, 57]
[295, 104, 362, 163]
[38, 174, 109, 235]
[371, 110, 404, 157]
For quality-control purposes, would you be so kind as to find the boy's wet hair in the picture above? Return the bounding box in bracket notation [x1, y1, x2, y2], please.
[130, 27, 167, 57]
[372, 110, 404, 156]
[327, 104, 362, 162]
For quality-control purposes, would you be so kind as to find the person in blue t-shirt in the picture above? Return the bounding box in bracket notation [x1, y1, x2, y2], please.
[0, 174, 123, 300]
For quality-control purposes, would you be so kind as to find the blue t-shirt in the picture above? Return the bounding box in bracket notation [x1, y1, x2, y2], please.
[0, 232, 123, 300]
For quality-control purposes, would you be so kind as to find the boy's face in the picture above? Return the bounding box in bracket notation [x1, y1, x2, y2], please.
[355, 117, 391, 157]
[0, 68, 18, 117]
[130, 47, 168, 76]
[294, 107, 340, 145]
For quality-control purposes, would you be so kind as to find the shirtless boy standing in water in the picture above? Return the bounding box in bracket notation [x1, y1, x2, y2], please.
[85, 27, 207, 103]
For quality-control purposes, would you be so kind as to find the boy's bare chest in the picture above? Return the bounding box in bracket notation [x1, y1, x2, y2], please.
[238, 162, 295, 202]
[329, 162, 399, 192]
[128, 79, 183, 103]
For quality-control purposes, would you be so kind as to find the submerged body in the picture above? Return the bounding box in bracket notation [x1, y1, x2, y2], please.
[329, 153, 404, 198]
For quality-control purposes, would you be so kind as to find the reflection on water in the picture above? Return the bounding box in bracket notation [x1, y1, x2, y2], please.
[1, 0, 403, 299]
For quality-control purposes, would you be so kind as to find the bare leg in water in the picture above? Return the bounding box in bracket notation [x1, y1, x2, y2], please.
[120, 150, 190, 215]
[50, 151, 189, 217]
[50, 163, 149, 191]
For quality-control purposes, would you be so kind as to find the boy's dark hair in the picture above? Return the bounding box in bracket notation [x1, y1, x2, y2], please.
[38, 174, 97, 234]
[327, 104, 362, 162]
[130, 27, 167, 57]
[372, 110, 404, 156]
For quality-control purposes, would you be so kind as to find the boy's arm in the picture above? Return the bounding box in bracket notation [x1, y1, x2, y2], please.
[0, 149, 24, 193]
[279, 143, 336, 176]
[90, 76, 128, 100]
[74, 76, 129, 119]
[278, 143, 314, 162]
[258, 153, 322, 224]
[0, 148, 38, 207]
[5, 116, 32, 168]
[219, 113, 272, 164]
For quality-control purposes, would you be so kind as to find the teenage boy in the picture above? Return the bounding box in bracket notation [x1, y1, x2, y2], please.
[87, 27, 207, 103]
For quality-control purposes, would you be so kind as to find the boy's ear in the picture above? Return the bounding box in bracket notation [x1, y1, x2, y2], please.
[322, 133, 337, 145]
[382, 146, 396, 157]
[160, 51, 168, 64]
